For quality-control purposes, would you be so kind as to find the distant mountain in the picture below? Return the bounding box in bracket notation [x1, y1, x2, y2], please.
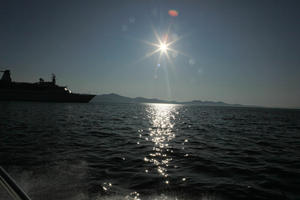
[184, 100, 242, 107]
[92, 93, 132, 103]
[92, 93, 244, 107]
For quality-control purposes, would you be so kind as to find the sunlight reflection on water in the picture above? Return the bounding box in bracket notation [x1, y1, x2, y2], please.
[143, 103, 179, 184]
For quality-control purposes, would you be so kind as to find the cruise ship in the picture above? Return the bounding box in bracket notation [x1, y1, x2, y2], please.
[0, 70, 95, 103]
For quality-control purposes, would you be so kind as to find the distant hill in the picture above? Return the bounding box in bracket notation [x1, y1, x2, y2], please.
[92, 93, 132, 103]
[92, 93, 167, 103]
[92, 93, 244, 107]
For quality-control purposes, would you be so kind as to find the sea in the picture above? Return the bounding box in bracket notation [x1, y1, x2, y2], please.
[0, 102, 300, 200]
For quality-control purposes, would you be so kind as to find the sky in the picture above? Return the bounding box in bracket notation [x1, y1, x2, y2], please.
[0, 0, 300, 108]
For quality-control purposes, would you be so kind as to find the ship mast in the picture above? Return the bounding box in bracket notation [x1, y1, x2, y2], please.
[51, 73, 56, 85]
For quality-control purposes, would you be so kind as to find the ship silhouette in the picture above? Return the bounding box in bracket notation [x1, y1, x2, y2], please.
[0, 70, 95, 102]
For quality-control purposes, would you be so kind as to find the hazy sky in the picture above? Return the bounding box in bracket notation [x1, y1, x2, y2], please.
[1, 0, 300, 108]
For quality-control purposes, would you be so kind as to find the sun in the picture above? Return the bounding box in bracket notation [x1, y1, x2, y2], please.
[135, 25, 187, 67]
[159, 42, 168, 53]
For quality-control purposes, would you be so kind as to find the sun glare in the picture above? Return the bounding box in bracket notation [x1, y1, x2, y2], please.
[136, 24, 188, 69]
[159, 42, 168, 53]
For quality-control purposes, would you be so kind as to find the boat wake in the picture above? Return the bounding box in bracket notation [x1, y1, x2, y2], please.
[0, 161, 225, 200]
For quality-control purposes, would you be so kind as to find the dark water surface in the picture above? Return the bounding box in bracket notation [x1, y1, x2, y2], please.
[0, 102, 300, 200]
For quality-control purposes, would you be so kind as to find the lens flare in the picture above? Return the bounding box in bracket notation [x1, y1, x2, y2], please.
[168, 10, 178, 17]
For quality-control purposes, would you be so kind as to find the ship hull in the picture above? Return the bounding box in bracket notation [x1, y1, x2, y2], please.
[0, 89, 95, 103]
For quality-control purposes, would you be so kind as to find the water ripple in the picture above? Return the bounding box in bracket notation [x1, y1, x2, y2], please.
[0, 102, 300, 199]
